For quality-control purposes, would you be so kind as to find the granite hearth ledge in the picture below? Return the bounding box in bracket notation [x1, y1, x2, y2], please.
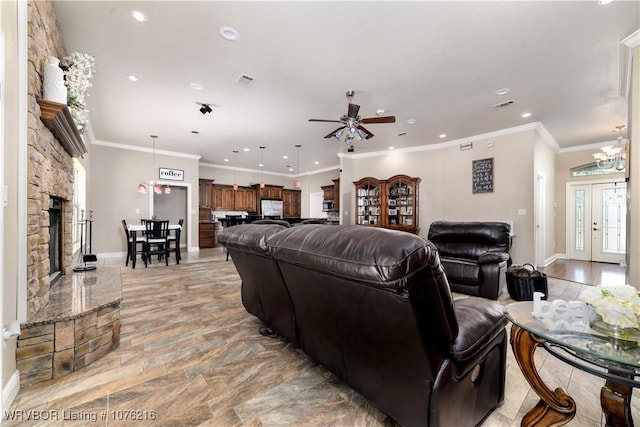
[26, 267, 122, 325]
[17, 268, 122, 387]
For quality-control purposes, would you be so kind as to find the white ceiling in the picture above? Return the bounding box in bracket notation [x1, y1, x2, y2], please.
[52, 1, 640, 174]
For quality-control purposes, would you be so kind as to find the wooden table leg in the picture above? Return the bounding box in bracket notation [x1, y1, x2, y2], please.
[601, 370, 634, 427]
[510, 325, 576, 426]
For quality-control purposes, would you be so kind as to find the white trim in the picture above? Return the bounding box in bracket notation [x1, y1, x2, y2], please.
[92, 139, 202, 160]
[17, 0, 28, 324]
[338, 122, 557, 160]
[200, 161, 340, 178]
[2, 370, 20, 414]
[558, 139, 620, 154]
[619, 30, 640, 98]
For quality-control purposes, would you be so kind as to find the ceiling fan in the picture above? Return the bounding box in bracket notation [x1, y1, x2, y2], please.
[309, 90, 396, 144]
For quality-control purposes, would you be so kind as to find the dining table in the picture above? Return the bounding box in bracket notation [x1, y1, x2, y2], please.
[127, 223, 182, 269]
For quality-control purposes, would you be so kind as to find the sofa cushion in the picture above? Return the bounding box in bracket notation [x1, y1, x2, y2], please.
[440, 257, 481, 285]
[450, 298, 507, 362]
[427, 221, 511, 261]
[217, 223, 287, 256]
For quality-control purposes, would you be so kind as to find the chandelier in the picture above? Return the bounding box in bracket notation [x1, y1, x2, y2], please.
[593, 125, 626, 171]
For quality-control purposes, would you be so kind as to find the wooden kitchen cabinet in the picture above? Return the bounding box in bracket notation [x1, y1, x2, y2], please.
[199, 179, 214, 208]
[254, 184, 284, 200]
[213, 185, 235, 210]
[212, 185, 256, 211]
[282, 189, 301, 218]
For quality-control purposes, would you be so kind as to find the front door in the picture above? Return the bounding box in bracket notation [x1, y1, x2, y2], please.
[567, 181, 626, 264]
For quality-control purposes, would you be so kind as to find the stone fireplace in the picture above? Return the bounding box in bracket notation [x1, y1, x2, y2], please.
[26, 0, 75, 320]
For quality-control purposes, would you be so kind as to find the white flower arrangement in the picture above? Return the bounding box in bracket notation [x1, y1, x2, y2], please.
[579, 284, 640, 329]
[61, 52, 95, 135]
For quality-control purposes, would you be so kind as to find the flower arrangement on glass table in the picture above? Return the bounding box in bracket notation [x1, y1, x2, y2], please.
[579, 284, 640, 341]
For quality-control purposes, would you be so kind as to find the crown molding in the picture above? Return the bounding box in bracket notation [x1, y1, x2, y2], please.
[619, 29, 640, 98]
[200, 162, 339, 178]
[92, 139, 202, 160]
[340, 122, 551, 160]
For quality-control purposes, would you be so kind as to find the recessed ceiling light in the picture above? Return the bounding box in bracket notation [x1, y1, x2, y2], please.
[376, 109, 385, 116]
[495, 88, 510, 96]
[288, 167, 293, 171]
[521, 112, 532, 118]
[406, 119, 416, 124]
[258, 163, 264, 167]
[223, 158, 229, 162]
[131, 10, 147, 23]
[388, 146, 395, 150]
[219, 27, 239, 41]
[282, 155, 288, 159]
[439, 134, 447, 138]
[598, 0, 614, 5]
[314, 161, 319, 164]
[126, 74, 138, 82]
[243, 148, 250, 152]
[190, 83, 204, 91]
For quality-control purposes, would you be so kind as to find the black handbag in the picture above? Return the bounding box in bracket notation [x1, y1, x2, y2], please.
[506, 263, 548, 301]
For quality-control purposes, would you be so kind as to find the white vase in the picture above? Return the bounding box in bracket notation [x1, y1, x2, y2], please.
[43, 56, 67, 104]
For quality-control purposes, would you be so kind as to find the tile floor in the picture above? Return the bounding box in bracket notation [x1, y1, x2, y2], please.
[5, 247, 638, 426]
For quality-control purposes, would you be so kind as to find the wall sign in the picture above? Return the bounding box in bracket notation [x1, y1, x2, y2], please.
[472, 158, 493, 193]
[159, 168, 184, 181]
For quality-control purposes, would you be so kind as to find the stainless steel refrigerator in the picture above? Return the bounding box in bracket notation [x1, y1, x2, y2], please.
[260, 199, 283, 217]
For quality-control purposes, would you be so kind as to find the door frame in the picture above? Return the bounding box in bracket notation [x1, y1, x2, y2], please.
[566, 178, 626, 262]
[535, 171, 546, 267]
[148, 181, 192, 251]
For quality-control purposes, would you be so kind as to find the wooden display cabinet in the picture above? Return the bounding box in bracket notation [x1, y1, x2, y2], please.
[354, 175, 420, 233]
[354, 177, 381, 227]
[385, 175, 420, 234]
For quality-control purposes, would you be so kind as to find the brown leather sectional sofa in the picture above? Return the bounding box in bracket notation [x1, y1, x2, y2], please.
[218, 224, 508, 427]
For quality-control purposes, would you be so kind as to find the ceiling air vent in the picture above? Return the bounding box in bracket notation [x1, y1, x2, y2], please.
[236, 74, 255, 88]
[492, 99, 515, 109]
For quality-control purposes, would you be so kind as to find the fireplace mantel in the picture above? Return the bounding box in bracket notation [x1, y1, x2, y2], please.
[36, 99, 87, 158]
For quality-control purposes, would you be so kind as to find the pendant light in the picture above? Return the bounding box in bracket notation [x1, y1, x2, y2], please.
[294, 144, 301, 188]
[151, 135, 162, 194]
[259, 146, 266, 188]
[233, 150, 239, 190]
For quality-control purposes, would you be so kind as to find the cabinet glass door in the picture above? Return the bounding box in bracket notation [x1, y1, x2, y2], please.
[356, 181, 380, 226]
[387, 179, 414, 227]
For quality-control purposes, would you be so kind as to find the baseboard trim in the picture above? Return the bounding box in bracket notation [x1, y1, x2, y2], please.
[543, 253, 564, 267]
[2, 370, 20, 417]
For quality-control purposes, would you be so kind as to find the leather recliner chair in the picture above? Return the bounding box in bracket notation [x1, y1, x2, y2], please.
[219, 224, 508, 427]
[427, 221, 512, 300]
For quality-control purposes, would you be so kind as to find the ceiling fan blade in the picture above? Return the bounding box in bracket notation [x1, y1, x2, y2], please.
[357, 125, 374, 139]
[347, 103, 360, 118]
[360, 115, 396, 124]
[324, 126, 346, 139]
[309, 119, 342, 123]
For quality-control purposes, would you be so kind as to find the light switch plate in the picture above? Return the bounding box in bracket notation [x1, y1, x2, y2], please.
[518, 209, 527, 216]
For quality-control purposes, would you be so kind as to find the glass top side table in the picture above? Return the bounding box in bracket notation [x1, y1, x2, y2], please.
[504, 301, 640, 427]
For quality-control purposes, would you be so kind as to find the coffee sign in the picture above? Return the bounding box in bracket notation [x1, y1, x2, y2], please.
[159, 168, 184, 181]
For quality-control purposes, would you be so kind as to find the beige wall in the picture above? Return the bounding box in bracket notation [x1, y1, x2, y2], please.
[88, 143, 200, 254]
[534, 132, 558, 263]
[2, 0, 21, 396]
[339, 127, 545, 264]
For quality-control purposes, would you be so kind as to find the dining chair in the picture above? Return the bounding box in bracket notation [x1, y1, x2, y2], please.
[167, 218, 183, 264]
[121, 219, 145, 267]
[143, 220, 170, 267]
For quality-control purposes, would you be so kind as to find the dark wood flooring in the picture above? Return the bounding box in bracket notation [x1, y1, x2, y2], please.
[540, 258, 626, 286]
